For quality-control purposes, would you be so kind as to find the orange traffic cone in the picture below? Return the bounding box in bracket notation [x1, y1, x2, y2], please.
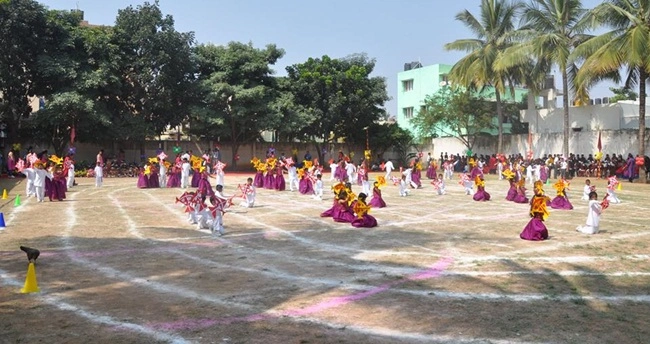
[20, 262, 40, 293]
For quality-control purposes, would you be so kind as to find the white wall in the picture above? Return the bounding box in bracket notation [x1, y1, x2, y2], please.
[522, 101, 648, 134]
[429, 130, 648, 157]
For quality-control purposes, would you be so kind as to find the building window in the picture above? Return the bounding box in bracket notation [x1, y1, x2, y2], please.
[403, 107, 414, 119]
[402, 79, 414, 92]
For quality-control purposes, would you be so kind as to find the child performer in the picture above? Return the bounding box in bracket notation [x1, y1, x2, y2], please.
[287, 161, 299, 192]
[360, 167, 371, 196]
[550, 178, 573, 210]
[606, 175, 621, 204]
[298, 168, 314, 195]
[411, 159, 423, 188]
[313, 174, 324, 200]
[21, 163, 36, 198]
[210, 184, 232, 236]
[513, 178, 528, 204]
[332, 190, 356, 223]
[582, 179, 592, 201]
[520, 181, 551, 241]
[426, 159, 437, 179]
[148, 163, 160, 188]
[240, 177, 256, 208]
[351, 193, 378, 228]
[181, 158, 191, 188]
[576, 191, 603, 234]
[398, 174, 410, 197]
[197, 172, 215, 204]
[504, 169, 517, 201]
[159, 159, 168, 188]
[459, 173, 474, 196]
[368, 181, 387, 207]
[431, 173, 446, 195]
[95, 150, 104, 187]
[274, 162, 286, 191]
[33, 162, 54, 202]
[66, 157, 75, 189]
[472, 175, 491, 201]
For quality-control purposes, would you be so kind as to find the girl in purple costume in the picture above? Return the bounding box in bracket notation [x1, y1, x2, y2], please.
[274, 165, 286, 191]
[520, 183, 550, 241]
[298, 169, 314, 195]
[550, 179, 573, 210]
[513, 180, 528, 204]
[472, 176, 491, 201]
[191, 167, 201, 187]
[335, 161, 347, 182]
[332, 190, 356, 223]
[411, 159, 422, 188]
[368, 181, 386, 208]
[137, 166, 149, 188]
[148, 165, 160, 188]
[426, 160, 436, 179]
[506, 179, 517, 201]
[351, 193, 378, 228]
[254, 170, 264, 187]
[264, 167, 275, 189]
[166, 165, 181, 188]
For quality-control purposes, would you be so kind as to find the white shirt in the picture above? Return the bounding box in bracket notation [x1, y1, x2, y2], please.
[181, 162, 191, 175]
[586, 200, 602, 227]
[384, 161, 394, 173]
[33, 169, 53, 187]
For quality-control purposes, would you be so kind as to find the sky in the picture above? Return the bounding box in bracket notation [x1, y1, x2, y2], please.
[39, 0, 613, 117]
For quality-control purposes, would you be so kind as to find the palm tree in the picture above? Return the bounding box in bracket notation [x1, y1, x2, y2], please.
[444, 0, 524, 154]
[574, 0, 650, 182]
[496, 0, 591, 158]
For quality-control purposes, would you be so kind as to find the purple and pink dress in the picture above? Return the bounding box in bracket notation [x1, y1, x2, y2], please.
[520, 217, 549, 241]
[137, 169, 149, 188]
[332, 201, 356, 223]
[513, 187, 528, 204]
[550, 194, 573, 210]
[166, 168, 181, 188]
[473, 186, 491, 201]
[264, 170, 276, 189]
[368, 188, 386, 208]
[298, 175, 314, 195]
[274, 167, 286, 191]
[506, 182, 517, 201]
[426, 164, 436, 179]
[254, 171, 264, 187]
[352, 213, 378, 228]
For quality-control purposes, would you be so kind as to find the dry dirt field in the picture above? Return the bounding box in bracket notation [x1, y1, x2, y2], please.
[1, 172, 649, 344]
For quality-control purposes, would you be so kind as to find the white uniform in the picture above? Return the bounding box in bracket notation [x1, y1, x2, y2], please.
[159, 162, 167, 187]
[288, 166, 299, 191]
[384, 161, 394, 179]
[399, 179, 409, 197]
[313, 179, 323, 200]
[67, 163, 75, 189]
[22, 168, 36, 197]
[582, 185, 591, 201]
[240, 185, 256, 208]
[94, 165, 103, 187]
[577, 200, 602, 234]
[33, 169, 53, 202]
[181, 162, 191, 188]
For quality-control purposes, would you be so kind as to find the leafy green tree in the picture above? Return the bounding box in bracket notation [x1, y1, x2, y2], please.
[286, 54, 389, 162]
[444, 0, 524, 154]
[411, 86, 495, 151]
[574, 0, 650, 181]
[0, 0, 52, 144]
[271, 77, 312, 142]
[110, 1, 197, 143]
[26, 11, 115, 156]
[191, 42, 285, 166]
[608, 87, 638, 103]
[497, 0, 591, 158]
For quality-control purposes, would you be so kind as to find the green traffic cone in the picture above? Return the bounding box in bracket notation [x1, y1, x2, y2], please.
[14, 194, 21, 207]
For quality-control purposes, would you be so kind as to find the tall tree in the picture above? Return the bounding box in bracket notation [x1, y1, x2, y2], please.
[574, 0, 650, 181]
[26, 11, 116, 156]
[0, 0, 52, 145]
[191, 42, 285, 166]
[110, 1, 196, 143]
[411, 86, 496, 151]
[444, 0, 523, 154]
[286, 54, 389, 162]
[497, 0, 591, 157]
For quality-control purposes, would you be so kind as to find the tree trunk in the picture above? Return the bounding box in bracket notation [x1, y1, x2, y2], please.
[638, 68, 647, 183]
[562, 69, 570, 158]
[496, 90, 504, 154]
[231, 143, 239, 168]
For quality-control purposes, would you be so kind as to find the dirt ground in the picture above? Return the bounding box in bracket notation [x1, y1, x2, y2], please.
[0, 171, 649, 344]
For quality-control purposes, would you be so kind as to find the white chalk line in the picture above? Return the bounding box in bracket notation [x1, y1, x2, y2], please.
[0, 269, 192, 344]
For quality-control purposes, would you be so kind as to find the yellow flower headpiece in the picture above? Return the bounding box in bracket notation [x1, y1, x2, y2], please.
[502, 169, 515, 180]
[48, 155, 63, 166]
[303, 160, 313, 169]
[530, 195, 550, 220]
[353, 201, 371, 218]
[474, 175, 485, 187]
[376, 176, 387, 187]
[148, 157, 159, 164]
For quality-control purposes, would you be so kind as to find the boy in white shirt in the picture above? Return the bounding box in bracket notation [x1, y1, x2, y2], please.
[159, 159, 167, 187]
[576, 191, 602, 234]
[240, 177, 256, 208]
[383, 160, 394, 180]
[33, 163, 53, 202]
[313, 174, 324, 200]
[288, 164, 299, 191]
[66, 160, 75, 189]
[329, 161, 338, 181]
[581, 179, 592, 201]
[21, 167, 36, 198]
[399, 175, 410, 197]
[181, 158, 191, 188]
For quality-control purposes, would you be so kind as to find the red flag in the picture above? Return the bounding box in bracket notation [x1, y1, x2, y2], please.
[597, 131, 602, 152]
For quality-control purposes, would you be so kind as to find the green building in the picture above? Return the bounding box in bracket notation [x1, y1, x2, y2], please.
[396, 62, 529, 138]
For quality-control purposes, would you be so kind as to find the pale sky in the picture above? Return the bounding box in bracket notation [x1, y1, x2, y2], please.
[39, 0, 613, 117]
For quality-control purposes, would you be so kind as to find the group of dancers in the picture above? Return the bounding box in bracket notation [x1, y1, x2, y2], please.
[12, 152, 75, 202]
[155, 146, 623, 240]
